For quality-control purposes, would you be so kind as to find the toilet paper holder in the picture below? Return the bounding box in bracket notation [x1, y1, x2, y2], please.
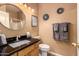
[72, 42, 79, 48]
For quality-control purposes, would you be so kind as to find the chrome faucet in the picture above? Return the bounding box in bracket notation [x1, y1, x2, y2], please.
[16, 35, 20, 41]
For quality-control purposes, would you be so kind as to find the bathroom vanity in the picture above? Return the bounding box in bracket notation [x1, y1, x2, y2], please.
[0, 37, 40, 56]
[17, 41, 39, 56]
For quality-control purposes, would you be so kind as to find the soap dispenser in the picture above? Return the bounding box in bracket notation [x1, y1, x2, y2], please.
[26, 32, 31, 39]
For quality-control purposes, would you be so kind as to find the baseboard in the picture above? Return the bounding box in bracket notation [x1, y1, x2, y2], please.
[48, 51, 63, 56]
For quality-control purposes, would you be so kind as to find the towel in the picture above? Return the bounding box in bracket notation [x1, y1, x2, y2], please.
[0, 34, 7, 45]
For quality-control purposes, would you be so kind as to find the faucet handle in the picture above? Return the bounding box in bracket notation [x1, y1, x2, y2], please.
[17, 35, 20, 38]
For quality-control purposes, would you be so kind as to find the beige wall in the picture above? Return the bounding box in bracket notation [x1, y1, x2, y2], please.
[0, 5, 6, 11]
[0, 3, 77, 56]
[38, 3, 77, 56]
[0, 3, 39, 37]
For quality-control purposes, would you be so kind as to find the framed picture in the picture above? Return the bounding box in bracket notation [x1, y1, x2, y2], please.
[31, 15, 38, 27]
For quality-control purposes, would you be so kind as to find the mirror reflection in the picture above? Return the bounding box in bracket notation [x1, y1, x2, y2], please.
[0, 4, 26, 30]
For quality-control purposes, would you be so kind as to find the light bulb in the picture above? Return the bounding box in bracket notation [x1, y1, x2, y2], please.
[24, 4, 27, 7]
[28, 7, 31, 10]
[19, 3, 22, 5]
[32, 9, 35, 12]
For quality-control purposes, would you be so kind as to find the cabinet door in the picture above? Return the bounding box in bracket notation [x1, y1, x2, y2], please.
[18, 42, 39, 56]
[27, 43, 39, 56]
[32, 48, 39, 56]
[11, 53, 17, 56]
[18, 45, 35, 56]
[27, 48, 39, 56]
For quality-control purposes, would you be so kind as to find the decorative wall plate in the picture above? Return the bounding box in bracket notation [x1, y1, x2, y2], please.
[43, 14, 49, 20]
[57, 8, 64, 14]
[31, 15, 38, 27]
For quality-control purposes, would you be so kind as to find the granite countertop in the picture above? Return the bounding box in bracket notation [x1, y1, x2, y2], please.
[0, 38, 40, 56]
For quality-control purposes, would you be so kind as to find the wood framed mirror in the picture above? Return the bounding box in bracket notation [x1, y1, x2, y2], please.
[0, 3, 26, 30]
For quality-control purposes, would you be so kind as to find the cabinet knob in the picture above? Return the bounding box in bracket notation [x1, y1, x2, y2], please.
[72, 42, 79, 48]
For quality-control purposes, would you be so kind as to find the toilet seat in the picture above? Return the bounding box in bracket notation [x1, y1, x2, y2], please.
[39, 44, 50, 56]
[39, 44, 49, 49]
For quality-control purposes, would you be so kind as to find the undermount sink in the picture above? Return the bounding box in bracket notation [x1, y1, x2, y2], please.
[9, 40, 31, 48]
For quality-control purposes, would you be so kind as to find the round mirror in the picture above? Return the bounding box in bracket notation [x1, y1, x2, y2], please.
[0, 4, 26, 30]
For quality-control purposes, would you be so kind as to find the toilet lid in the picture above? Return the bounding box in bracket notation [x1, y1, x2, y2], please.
[39, 44, 50, 49]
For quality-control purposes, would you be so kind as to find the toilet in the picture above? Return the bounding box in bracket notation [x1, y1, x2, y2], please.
[39, 44, 50, 56]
